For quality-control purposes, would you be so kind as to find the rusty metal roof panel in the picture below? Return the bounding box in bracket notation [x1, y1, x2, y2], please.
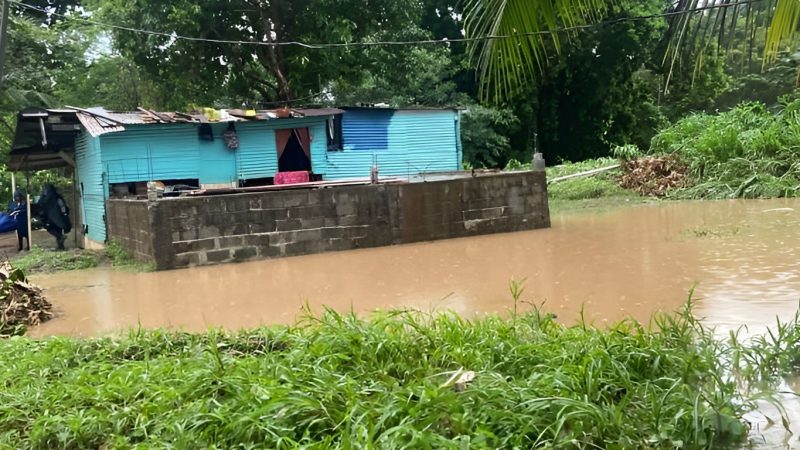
[293, 108, 344, 117]
[77, 113, 126, 137]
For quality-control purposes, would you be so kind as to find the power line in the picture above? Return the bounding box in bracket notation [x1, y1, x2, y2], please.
[10, 0, 764, 50]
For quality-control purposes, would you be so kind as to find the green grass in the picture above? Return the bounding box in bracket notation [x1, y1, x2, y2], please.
[0, 298, 762, 449]
[507, 156, 642, 206]
[104, 240, 155, 272]
[651, 97, 800, 199]
[10, 242, 153, 275]
[537, 158, 648, 213]
[11, 246, 100, 273]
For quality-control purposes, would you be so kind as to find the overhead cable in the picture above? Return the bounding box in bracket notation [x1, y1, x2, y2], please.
[10, 0, 764, 49]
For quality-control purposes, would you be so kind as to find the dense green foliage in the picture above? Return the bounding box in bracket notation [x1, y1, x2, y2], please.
[460, 106, 519, 168]
[1, 0, 798, 198]
[652, 97, 800, 199]
[4, 0, 799, 171]
[530, 1, 668, 161]
[465, 0, 800, 104]
[0, 303, 754, 449]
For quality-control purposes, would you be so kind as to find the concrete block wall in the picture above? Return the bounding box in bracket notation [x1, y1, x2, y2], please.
[106, 199, 156, 262]
[107, 171, 549, 270]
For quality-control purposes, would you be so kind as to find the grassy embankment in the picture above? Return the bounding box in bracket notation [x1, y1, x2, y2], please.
[5, 294, 799, 449]
[651, 98, 800, 199]
[11, 241, 153, 274]
[544, 157, 649, 214]
[538, 97, 800, 210]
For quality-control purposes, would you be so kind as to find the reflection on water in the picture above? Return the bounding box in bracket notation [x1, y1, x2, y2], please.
[746, 378, 800, 450]
[28, 198, 800, 338]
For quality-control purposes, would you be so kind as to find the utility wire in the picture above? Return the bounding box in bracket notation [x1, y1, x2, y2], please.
[10, 0, 764, 50]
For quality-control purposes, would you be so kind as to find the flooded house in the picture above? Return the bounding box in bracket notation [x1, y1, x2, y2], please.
[10, 106, 550, 269]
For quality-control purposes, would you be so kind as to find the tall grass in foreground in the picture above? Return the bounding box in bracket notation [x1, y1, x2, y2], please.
[0, 300, 761, 449]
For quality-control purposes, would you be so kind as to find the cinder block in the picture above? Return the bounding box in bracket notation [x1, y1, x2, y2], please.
[205, 249, 232, 263]
[233, 247, 258, 261]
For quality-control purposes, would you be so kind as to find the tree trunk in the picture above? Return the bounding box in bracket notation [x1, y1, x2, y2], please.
[260, 0, 293, 102]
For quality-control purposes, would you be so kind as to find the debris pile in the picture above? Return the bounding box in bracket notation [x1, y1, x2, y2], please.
[619, 156, 687, 197]
[0, 262, 52, 336]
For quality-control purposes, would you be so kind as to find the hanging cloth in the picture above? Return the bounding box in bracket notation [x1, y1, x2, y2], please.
[293, 128, 311, 159]
[275, 129, 292, 159]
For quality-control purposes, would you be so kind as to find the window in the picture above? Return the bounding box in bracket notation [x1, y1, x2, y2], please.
[327, 115, 343, 151]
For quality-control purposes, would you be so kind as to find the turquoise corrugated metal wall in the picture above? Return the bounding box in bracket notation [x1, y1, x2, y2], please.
[75, 111, 456, 243]
[75, 133, 107, 243]
[102, 125, 203, 183]
[341, 109, 392, 151]
[99, 118, 329, 185]
[325, 110, 461, 180]
[201, 126, 237, 184]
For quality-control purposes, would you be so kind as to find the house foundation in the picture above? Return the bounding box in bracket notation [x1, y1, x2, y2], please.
[107, 171, 550, 270]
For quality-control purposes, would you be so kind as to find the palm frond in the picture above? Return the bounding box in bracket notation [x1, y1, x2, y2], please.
[764, 0, 800, 64]
[664, 0, 800, 84]
[464, 0, 614, 102]
[465, 0, 800, 101]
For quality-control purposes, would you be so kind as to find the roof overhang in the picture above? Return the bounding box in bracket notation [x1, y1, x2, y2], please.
[7, 106, 347, 171]
[9, 108, 81, 171]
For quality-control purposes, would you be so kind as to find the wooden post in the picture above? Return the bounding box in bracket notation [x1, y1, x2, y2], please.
[26, 194, 32, 249]
[72, 169, 78, 248]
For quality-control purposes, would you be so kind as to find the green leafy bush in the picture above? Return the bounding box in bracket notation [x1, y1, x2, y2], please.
[461, 105, 520, 168]
[651, 97, 800, 199]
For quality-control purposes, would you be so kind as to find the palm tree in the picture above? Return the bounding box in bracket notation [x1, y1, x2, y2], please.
[464, 0, 800, 101]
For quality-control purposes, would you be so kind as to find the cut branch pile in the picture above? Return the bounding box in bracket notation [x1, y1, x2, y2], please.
[0, 262, 52, 337]
[619, 156, 687, 197]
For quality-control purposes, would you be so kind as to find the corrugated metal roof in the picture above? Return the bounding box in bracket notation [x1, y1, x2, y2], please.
[77, 107, 343, 128]
[295, 108, 345, 117]
[77, 113, 126, 137]
[341, 105, 464, 111]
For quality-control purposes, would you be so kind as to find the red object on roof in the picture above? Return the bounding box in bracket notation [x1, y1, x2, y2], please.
[274, 171, 310, 185]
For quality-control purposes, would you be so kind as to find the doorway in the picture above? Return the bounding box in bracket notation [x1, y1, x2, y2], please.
[276, 128, 312, 173]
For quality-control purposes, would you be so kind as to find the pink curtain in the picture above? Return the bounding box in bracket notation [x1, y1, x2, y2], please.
[275, 129, 292, 159]
[293, 128, 311, 159]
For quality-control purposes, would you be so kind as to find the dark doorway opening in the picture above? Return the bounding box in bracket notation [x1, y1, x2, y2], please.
[277, 129, 312, 173]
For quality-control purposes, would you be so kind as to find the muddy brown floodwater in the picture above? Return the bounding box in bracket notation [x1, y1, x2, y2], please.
[29, 197, 800, 337]
[23, 198, 800, 448]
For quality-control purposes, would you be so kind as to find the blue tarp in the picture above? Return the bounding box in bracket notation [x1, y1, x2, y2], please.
[0, 213, 18, 234]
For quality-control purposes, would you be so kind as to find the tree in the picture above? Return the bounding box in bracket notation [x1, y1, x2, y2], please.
[463, 0, 800, 102]
[0, 10, 91, 154]
[90, 0, 429, 104]
[461, 105, 520, 168]
[56, 54, 180, 111]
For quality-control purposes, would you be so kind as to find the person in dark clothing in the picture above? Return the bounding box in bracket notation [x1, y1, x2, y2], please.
[37, 184, 71, 250]
[9, 191, 29, 252]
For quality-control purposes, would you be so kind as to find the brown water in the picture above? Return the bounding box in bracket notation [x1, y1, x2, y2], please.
[24, 198, 800, 448]
[29, 198, 800, 337]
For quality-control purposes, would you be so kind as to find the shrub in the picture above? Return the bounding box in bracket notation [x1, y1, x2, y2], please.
[650, 97, 800, 199]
